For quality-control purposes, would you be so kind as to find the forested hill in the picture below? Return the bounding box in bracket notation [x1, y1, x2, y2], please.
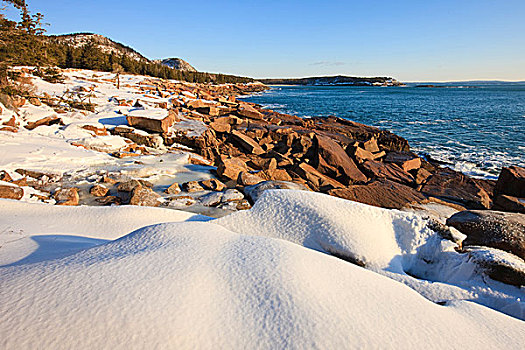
[0, 4, 255, 84]
[50, 33, 149, 62]
[261, 75, 404, 86]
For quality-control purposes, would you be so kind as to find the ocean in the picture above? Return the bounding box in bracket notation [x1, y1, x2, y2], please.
[244, 84, 525, 179]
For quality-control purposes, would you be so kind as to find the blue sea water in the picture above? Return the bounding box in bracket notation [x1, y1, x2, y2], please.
[244, 84, 525, 179]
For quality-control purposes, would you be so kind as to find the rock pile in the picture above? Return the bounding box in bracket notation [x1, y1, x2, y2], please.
[152, 88, 499, 211]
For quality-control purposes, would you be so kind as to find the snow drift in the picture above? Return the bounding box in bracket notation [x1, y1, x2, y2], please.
[1, 190, 524, 349]
[1, 221, 524, 349]
[217, 190, 525, 320]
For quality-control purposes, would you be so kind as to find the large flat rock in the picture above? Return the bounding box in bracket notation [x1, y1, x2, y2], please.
[421, 168, 492, 209]
[126, 108, 177, 133]
[328, 179, 426, 209]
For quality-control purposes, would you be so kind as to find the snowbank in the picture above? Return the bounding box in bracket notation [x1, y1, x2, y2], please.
[1, 219, 524, 349]
[217, 190, 525, 320]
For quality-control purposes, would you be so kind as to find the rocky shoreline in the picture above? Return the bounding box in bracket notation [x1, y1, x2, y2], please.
[1, 68, 523, 214]
[1, 67, 524, 286]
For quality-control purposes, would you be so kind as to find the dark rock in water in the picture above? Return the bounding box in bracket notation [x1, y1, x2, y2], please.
[494, 195, 525, 214]
[463, 246, 525, 287]
[328, 179, 426, 209]
[495, 166, 525, 199]
[244, 181, 309, 203]
[421, 168, 492, 209]
[446, 210, 525, 260]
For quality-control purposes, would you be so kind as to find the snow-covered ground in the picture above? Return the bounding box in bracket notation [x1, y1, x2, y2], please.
[1, 68, 524, 348]
[0, 68, 235, 214]
[1, 69, 206, 174]
[1, 191, 524, 349]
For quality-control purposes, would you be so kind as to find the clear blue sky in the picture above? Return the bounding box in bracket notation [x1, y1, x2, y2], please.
[6, 0, 525, 81]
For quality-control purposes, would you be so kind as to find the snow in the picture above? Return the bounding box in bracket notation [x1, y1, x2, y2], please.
[169, 118, 207, 137]
[0, 102, 16, 123]
[0, 68, 221, 206]
[0, 129, 118, 174]
[1, 212, 524, 349]
[74, 135, 129, 153]
[126, 107, 169, 120]
[217, 190, 525, 320]
[17, 103, 58, 123]
[0, 199, 207, 266]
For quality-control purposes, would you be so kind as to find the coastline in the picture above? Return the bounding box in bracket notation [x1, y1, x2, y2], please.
[0, 67, 518, 214]
[1, 67, 525, 348]
[244, 84, 525, 180]
[2, 1, 525, 347]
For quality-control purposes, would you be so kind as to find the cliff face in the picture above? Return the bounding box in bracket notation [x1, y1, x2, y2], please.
[261, 75, 404, 86]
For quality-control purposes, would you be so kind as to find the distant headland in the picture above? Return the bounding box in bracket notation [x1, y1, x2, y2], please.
[260, 75, 405, 87]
